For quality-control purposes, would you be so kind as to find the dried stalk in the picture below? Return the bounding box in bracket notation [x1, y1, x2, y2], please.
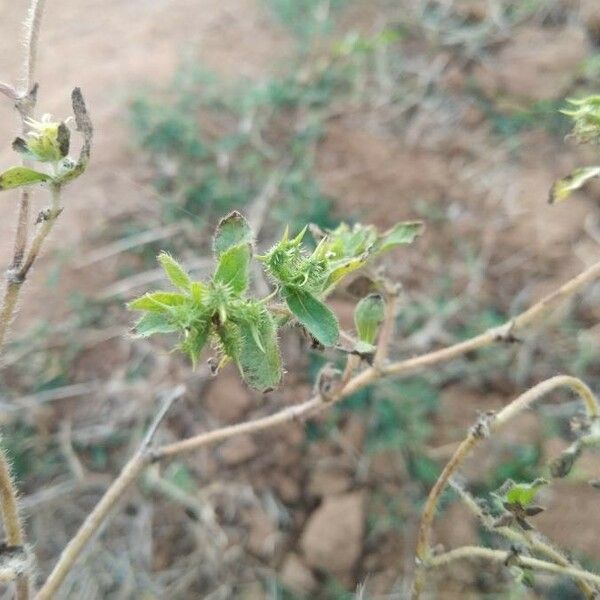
[412, 376, 600, 599]
[0, 2, 48, 598]
[36, 258, 600, 598]
[427, 546, 600, 587]
[34, 386, 185, 600]
[451, 481, 597, 598]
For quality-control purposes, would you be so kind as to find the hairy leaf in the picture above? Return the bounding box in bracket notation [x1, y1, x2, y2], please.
[549, 166, 600, 204]
[215, 322, 241, 364]
[0, 166, 51, 190]
[376, 221, 424, 254]
[213, 211, 253, 256]
[354, 293, 385, 344]
[158, 252, 191, 291]
[134, 312, 178, 337]
[503, 478, 548, 507]
[214, 243, 251, 294]
[283, 285, 339, 346]
[190, 281, 207, 304]
[128, 291, 186, 312]
[324, 255, 368, 290]
[180, 321, 211, 366]
[237, 311, 282, 391]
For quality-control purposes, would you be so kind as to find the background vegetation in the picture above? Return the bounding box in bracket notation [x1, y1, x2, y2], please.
[0, 0, 600, 598]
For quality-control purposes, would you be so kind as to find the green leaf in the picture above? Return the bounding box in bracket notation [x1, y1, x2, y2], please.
[133, 312, 178, 337]
[325, 255, 369, 289]
[237, 311, 282, 391]
[503, 478, 548, 507]
[283, 285, 339, 346]
[0, 166, 51, 191]
[214, 243, 251, 294]
[320, 222, 377, 261]
[354, 293, 385, 344]
[158, 252, 191, 291]
[213, 211, 253, 257]
[128, 292, 186, 312]
[549, 166, 600, 204]
[180, 321, 211, 366]
[190, 282, 206, 304]
[375, 221, 424, 255]
[215, 322, 241, 364]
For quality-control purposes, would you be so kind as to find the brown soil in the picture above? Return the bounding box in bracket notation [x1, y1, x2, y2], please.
[0, 1, 599, 599]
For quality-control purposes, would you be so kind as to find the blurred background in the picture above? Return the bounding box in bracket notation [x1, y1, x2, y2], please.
[1, 0, 600, 598]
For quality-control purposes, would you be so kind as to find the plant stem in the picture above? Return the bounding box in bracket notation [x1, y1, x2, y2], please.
[452, 481, 597, 599]
[22, 0, 46, 94]
[34, 386, 184, 600]
[427, 546, 600, 587]
[0, 185, 62, 352]
[373, 290, 398, 368]
[34, 259, 600, 598]
[412, 375, 600, 599]
[155, 397, 321, 459]
[0, 3, 47, 597]
[384, 258, 600, 380]
[17, 185, 62, 280]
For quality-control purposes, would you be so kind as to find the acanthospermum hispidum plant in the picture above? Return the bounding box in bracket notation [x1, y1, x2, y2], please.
[128, 211, 423, 391]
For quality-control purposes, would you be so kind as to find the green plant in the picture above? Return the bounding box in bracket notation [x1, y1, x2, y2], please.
[129, 212, 423, 390]
[0, 4, 600, 600]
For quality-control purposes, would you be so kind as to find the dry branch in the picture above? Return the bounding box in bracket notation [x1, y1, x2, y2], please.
[412, 376, 600, 599]
[36, 257, 600, 598]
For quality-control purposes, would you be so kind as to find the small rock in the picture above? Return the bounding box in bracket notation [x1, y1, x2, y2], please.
[280, 553, 318, 595]
[219, 434, 258, 466]
[300, 491, 366, 574]
[273, 473, 302, 503]
[244, 506, 278, 559]
[204, 367, 254, 421]
[308, 467, 352, 497]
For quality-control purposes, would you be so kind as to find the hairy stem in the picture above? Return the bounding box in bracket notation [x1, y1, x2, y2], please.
[452, 481, 597, 598]
[412, 375, 600, 599]
[35, 259, 600, 598]
[34, 387, 184, 600]
[0, 3, 48, 598]
[155, 397, 321, 459]
[0, 185, 62, 352]
[22, 0, 46, 93]
[373, 290, 398, 368]
[384, 258, 600, 380]
[17, 185, 62, 280]
[427, 546, 600, 588]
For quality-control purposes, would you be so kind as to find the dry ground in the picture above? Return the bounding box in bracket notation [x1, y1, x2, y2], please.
[0, 1, 599, 599]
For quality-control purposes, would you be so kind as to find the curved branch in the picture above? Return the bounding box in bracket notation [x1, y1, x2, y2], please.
[34, 386, 184, 600]
[427, 546, 600, 588]
[451, 480, 597, 599]
[412, 375, 600, 599]
[384, 258, 600, 379]
[35, 259, 600, 598]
